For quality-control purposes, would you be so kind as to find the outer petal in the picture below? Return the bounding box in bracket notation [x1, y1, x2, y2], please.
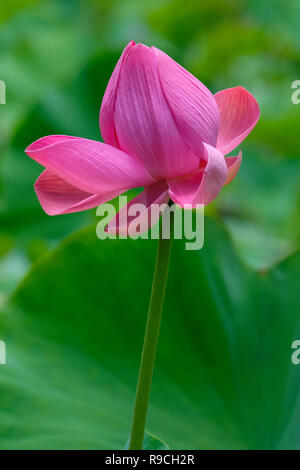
[215, 86, 260, 155]
[105, 181, 169, 236]
[100, 41, 135, 146]
[153, 46, 219, 152]
[114, 44, 199, 180]
[26, 135, 80, 148]
[25, 135, 154, 194]
[168, 144, 227, 207]
[225, 150, 242, 185]
[35, 169, 124, 216]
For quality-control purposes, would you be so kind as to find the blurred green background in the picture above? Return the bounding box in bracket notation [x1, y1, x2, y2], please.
[0, 0, 300, 450]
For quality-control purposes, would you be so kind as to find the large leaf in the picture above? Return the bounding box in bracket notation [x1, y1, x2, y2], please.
[124, 432, 169, 450]
[0, 218, 300, 449]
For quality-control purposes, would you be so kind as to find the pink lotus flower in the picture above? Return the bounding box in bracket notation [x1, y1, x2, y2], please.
[25, 41, 259, 232]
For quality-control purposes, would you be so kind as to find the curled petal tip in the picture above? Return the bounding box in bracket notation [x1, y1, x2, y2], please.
[225, 150, 242, 185]
[215, 86, 260, 155]
[25, 135, 80, 155]
[168, 144, 227, 207]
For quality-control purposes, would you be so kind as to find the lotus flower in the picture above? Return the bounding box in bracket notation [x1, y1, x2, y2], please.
[25, 41, 259, 233]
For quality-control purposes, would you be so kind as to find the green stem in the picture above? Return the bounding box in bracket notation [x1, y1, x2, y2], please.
[128, 209, 174, 450]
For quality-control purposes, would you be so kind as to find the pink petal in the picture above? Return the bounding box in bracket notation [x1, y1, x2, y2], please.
[215, 86, 260, 155]
[105, 181, 169, 236]
[168, 143, 227, 207]
[25, 135, 154, 194]
[225, 150, 242, 185]
[100, 41, 135, 147]
[113, 43, 199, 180]
[153, 46, 219, 152]
[35, 169, 123, 216]
[26, 135, 80, 149]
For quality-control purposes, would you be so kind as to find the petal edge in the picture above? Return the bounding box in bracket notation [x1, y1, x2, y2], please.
[225, 151, 242, 185]
[35, 169, 123, 215]
[215, 86, 260, 155]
